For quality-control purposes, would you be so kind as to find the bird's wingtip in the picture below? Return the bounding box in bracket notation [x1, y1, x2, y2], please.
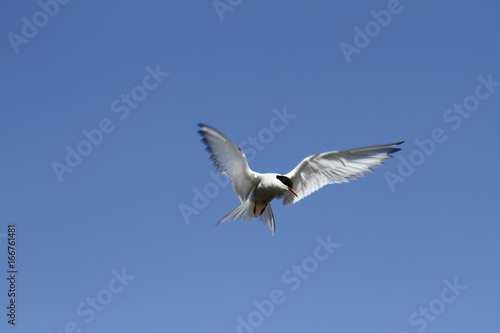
[215, 219, 224, 228]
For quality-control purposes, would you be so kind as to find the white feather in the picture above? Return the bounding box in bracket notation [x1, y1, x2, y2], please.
[198, 124, 259, 202]
[282, 142, 403, 206]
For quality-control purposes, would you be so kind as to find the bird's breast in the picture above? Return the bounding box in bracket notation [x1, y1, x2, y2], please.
[251, 181, 283, 204]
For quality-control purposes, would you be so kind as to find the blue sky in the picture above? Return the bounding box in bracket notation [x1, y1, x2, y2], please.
[1, 1, 499, 332]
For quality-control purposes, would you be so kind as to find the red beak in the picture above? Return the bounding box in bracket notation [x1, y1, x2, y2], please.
[288, 188, 298, 197]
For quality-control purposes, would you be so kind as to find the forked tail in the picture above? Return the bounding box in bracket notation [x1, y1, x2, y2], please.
[217, 200, 276, 234]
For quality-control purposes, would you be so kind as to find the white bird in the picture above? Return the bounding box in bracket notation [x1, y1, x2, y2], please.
[198, 123, 403, 234]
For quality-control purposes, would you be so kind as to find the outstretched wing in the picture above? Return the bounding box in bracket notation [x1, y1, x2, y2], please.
[282, 141, 404, 206]
[198, 124, 259, 202]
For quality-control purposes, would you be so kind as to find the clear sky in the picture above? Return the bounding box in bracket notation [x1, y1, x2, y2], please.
[1, 1, 499, 332]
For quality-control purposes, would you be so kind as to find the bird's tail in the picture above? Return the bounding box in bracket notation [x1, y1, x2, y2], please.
[258, 204, 275, 234]
[217, 200, 275, 234]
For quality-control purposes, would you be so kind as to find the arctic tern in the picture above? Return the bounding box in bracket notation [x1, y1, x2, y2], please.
[198, 123, 403, 234]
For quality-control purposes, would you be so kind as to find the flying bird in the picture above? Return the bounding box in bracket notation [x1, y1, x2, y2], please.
[198, 123, 403, 234]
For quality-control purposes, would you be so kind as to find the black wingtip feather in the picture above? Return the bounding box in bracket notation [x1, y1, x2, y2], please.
[388, 147, 401, 154]
[386, 141, 404, 156]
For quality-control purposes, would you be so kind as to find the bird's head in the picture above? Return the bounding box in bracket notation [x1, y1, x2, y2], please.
[276, 175, 298, 197]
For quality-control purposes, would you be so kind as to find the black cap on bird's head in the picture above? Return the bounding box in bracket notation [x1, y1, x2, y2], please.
[276, 175, 298, 197]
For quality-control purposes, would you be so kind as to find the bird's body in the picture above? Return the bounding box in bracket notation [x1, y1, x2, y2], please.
[251, 173, 289, 205]
[248, 173, 292, 215]
[198, 123, 403, 234]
